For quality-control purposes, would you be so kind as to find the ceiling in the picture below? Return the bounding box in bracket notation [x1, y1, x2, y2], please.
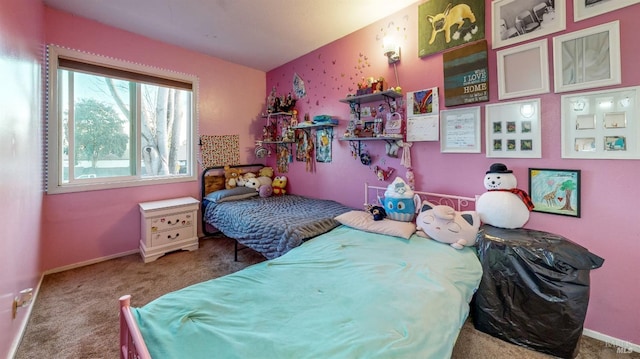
[43, 0, 417, 72]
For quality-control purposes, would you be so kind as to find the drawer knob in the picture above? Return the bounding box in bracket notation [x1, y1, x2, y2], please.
[167, 233, 180, 240]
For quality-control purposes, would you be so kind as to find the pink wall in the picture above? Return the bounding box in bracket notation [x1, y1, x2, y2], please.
[0, 0, 44, 356]
[267, 1, 640, 346]
[41, 7, 266, 270]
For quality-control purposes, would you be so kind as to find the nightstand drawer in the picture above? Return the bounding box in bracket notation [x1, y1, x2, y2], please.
[149, 211, 194, 232]
[151, 226, 195, 247]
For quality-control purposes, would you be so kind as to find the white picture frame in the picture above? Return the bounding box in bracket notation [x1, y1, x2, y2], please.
[485, 99, 541, 158]
[491, 0, 566, 49]
[440, 106, 481, 153]
[553, 21, 621, 93]
[561, 86, 640, 159]
[497, 39, 550, 100]
[574, 0, 640, 22]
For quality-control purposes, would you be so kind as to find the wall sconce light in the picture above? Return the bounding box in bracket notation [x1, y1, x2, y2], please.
[383, 36, 400, 64]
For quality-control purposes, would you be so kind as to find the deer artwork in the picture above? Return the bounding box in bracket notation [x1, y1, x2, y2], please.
[542, 184, 561, 207]
[427, 3, 478, 44]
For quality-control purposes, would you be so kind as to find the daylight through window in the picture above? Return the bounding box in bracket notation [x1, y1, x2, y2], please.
[46, 46, 198, 194]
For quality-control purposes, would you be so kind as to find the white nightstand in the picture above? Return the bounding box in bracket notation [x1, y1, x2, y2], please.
[139, 197, 200, 263]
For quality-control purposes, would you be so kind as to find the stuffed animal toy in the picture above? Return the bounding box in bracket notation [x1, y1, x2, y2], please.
[379, 177, 420, 222]
[259, 185, 273, 198]
[257, 175, 273, 188]
[236, 172, 256, 187]
[258, 166, 274, 179]
[272, 175, 287, 195]
[476, 163, 534, 229]
[367, 205, 387, 221]
[244, 178, 261, 191]
[223, 166, 243, 189]
[415, 200, 480, 249]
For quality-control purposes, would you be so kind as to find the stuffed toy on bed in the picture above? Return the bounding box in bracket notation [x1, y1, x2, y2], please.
[379, 177, 420, 222]
[476, 163, 534, 229]
[223, 166, 243, 189]
[415, 200, 480, 249]
[272, 175, 287, 195]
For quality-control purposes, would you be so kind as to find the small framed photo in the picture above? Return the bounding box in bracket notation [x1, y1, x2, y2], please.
[576, 114, 595, 130]
[497, 39, 550, 100]
[485, 99, 541, 158]
[440, 106, 481, 153]
[603, 112, 626, 129]
[529, 168, 581, 218]
[553, 21, 621, 93]
[574, 0, 640, 22]
[492, 0, 566, 49]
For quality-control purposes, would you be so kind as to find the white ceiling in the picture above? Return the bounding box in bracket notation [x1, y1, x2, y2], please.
[43, 0, 417, 72]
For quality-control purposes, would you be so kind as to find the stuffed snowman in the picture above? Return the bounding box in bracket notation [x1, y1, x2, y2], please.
[476, 163, 534, 229]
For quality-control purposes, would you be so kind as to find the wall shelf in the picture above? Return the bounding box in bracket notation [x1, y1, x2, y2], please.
[339, 90, 402, 105]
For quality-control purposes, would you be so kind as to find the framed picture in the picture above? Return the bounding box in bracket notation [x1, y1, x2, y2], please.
[440, 106, 481, 153]
[561, 85, 640, 159]
[315, 127, 333, 163]
[485, 99, 541, 158]
[574, 0, 640, 22]
[497, 39, 549, 100]
[443, 40, 489, 106]
[553, 21, 621, 93]
[529, 168, 581, 218]
[491, 0, 566, 49]
[418, 0, 486, 58]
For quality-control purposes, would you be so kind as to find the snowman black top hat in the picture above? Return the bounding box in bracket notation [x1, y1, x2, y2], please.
[486, 163, 513, 174]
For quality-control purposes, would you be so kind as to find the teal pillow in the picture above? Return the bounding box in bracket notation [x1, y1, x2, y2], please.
[205, 187, 258, 203]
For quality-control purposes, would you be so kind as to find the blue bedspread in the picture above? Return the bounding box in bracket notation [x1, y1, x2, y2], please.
[204, 194, 352, 259]
[133, 226, 483, 359]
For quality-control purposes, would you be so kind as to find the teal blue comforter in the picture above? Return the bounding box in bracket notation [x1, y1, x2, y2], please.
[133, 225, 482, 359]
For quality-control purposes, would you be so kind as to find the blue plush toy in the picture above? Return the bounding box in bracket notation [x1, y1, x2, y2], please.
[379, 177, 420, 222]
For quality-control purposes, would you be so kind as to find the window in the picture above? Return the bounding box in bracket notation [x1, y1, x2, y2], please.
[46, 45, 198, 194]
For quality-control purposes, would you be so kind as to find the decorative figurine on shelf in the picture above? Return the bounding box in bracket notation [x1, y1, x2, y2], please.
[290, 109, 298, 127]
[267, 86, 278, 113]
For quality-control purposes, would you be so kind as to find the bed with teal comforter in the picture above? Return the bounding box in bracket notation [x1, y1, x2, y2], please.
[132, 225, 482, 359]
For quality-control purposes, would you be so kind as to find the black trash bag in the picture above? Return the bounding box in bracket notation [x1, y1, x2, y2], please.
[472, 225, 604, 359]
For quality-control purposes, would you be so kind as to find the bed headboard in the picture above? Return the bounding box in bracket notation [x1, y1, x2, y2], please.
[364, 183, 476, 212]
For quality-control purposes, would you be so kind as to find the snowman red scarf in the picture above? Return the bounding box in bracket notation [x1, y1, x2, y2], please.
[488, 188, 535, 211]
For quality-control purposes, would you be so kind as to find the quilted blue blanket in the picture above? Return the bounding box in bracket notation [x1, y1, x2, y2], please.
[204, 195, 352, 259]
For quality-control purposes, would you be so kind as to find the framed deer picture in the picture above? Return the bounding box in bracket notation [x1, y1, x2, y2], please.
[418, 0, 485, 58]
[528, 168, 581, 217]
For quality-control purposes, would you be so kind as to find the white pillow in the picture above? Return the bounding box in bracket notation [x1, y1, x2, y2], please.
[335, 210, 416, 240]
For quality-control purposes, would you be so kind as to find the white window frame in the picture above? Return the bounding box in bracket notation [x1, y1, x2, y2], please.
[46, 45, 198, 194]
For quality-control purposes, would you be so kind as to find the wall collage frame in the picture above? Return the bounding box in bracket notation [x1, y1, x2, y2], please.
[445, 0, 633, 161]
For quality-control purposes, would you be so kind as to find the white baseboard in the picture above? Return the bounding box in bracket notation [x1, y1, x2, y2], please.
[9, 274, 43, 359]
[44, 249, 139, 275]
[583, 328, 639, 353]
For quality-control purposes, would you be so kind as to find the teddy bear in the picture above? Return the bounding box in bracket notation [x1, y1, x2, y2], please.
[476, 163, 534, 229]
[272, 175, 287, 195]
[415, 200, 480, 249]
[223, 166, 243, 189]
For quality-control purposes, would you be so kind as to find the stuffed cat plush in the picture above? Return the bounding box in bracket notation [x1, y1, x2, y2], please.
[415, 200, 480, 250]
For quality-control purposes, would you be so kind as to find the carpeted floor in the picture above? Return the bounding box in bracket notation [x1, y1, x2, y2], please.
[15, 235, 638, 359]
